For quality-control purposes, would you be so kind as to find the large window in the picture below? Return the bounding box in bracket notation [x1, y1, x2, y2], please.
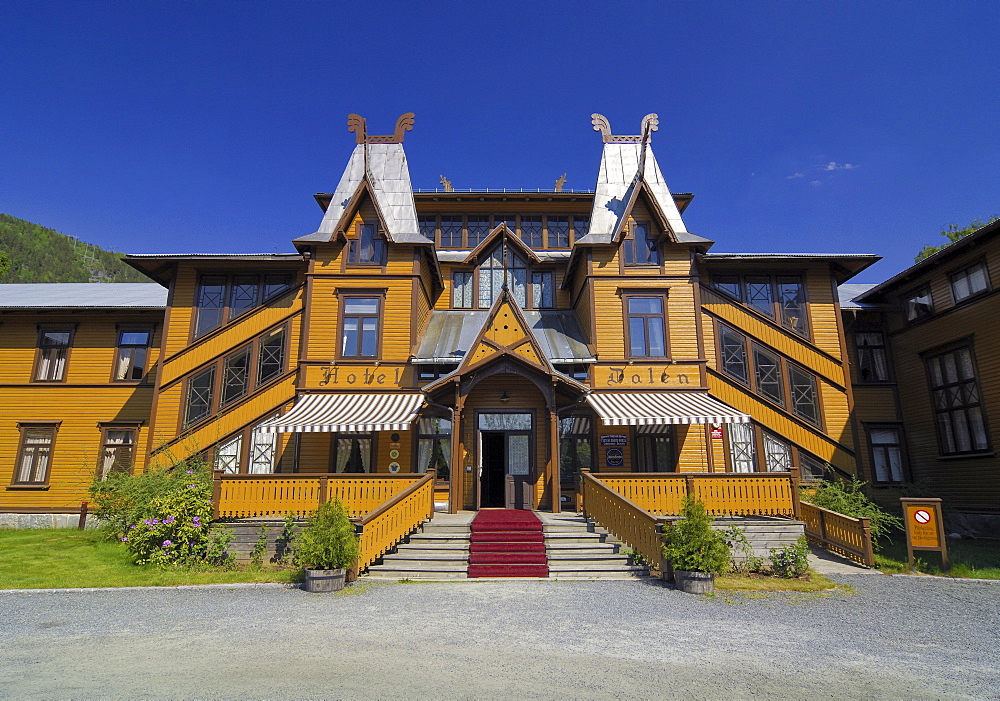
[903, 286, 933, 322]
[214, 416, 280, 475]
[99, 428, 137, 479]
[762, 431, 793, 472]
[559, 416, 593, 485]
[194, 273, 293, 337]
[926, 345, 988, 455]
[521, 216, 543, 248]
[183, 326, 286, 427]
[417, 417, 451, 479]
[419, 214, 589, 249]
[12, 425, 56, 485]
[453, 271, 473, 309]
[867, 425, 905, 483]
[333, 434, 374, 473]
[34, 329, 73, 381]
[950, 261, 990, 303]
[635, 426, 675, 472]
[623, 221, 659, 266]
[855, 331, 889, 382]
[727, 423, 756, 473]
[713, 274, 809, 337]
[718, 324, 823, 427]
[341, 297, 381, 358]
[626, 296, 667, 358]
[114, 328, 152, 382]
[348, 222, 386, 265]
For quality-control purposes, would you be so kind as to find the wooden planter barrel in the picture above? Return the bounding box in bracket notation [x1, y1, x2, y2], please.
[673, 570, 715, 594]
[303, 568, 347, 593]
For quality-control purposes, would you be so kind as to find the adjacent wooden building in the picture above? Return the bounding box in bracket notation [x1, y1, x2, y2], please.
[2, 113, 993, 534]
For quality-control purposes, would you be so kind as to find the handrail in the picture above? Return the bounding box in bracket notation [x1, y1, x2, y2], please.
[354, 470, 436, 572]
[800, 502, 875, 567]
[580, 471, 666, 574]
[212, 471, 425, 519]
[593, 471, 800, 518]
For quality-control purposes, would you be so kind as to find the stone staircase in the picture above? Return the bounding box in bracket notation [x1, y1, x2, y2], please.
[364, 512, 649, 580]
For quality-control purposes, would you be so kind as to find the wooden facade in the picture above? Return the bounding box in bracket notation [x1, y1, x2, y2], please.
[14, 113, 987, 526]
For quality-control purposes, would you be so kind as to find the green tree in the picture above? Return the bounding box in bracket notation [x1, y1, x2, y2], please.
[916, 217, 999, 263]
[0, 251, 9, 278]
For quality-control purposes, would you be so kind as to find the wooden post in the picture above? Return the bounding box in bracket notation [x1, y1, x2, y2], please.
[77, 501, 89, 530]
[818, 508, 827, 543]
[858, 516, 875, 568]
[450, 392, 465, 514]
[579, 467, 590, 517]
[426, 468, 437, 519]
[684, 475, 695, 500]
[211, 470, 223, 520]
[656, 518, 671, 582]
[348, 523, 362, 583]
[318, 476, 329, 507]
[789, 466, 802, 519]
[549, 408, 561, 514]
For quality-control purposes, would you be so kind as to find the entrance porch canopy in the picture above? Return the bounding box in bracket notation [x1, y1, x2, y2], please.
[258, 393, 424, 433]
[586, 392, 750, 426]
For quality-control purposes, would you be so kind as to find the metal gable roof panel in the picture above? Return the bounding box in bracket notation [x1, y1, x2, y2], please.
[0, 283, 167, 308]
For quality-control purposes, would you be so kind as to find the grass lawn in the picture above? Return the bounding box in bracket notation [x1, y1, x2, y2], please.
[875, 536, 1000, 579]
[715, 570, 839, 592]
[0, 528, 300, 589]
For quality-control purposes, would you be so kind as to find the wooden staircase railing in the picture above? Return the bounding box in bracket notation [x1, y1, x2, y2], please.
[354, 470, 437, 572]
[800, 502, 875, 567]
[580, 471, 667, 574]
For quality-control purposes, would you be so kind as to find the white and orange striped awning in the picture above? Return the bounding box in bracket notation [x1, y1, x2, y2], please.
[586, 392, 750, 426]
[258, 393, 424, 433]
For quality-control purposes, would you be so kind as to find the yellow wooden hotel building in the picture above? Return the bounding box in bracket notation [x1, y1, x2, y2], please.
[4, 113, 988, 534]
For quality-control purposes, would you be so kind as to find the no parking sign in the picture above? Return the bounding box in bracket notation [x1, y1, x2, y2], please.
[901, 497, 949, 568]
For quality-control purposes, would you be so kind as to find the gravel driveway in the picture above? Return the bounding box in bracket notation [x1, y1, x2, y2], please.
[1, 574, 996, 699]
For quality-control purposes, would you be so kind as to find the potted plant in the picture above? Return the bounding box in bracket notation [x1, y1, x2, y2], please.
[662, 497, 731, 594]
[295, 498, 360, 593]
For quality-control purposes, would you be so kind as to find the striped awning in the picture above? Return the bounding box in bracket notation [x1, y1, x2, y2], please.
[258, 393, 424, 433]
[586, 392, 750, 426]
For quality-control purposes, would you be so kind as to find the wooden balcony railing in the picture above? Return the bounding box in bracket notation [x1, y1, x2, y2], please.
[800, 502, 875, 567]
[580, 471, 667, 574]
[212, 472, 425, 519]
[594, 471, 801, 518]
[355, 470, 436, 572]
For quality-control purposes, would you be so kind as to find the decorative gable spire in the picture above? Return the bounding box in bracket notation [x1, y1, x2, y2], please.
[347, 113, 415, 144]
[591, 113, 659, 144]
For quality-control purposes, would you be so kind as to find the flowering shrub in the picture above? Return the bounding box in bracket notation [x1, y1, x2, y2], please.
[90, 456, 232, 567]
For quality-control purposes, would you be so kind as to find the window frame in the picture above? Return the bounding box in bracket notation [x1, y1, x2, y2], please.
[338, 293, 384, 360]
[213, 415, 282, 475]
[634, 426, 676, 473]
[452, 270, 474, 309]
[347, 220, 387, 266]
[419, 213, 589, 249]
[712, 273, 811, 338]
[330, 432, 377, 473]
[98, 425, 138, 479]
[949, 259, 991, 305]
[558, 414, 594, 486]
[924, 343, 990, 456]
[416, 416, 452, 480]
[624, 293, 669, 359]
[455, 245, 555, 310]
[902, 285, 934, 323]
[10, 423, 58, 487]
[865, 423, 907, 484]
[853, 329, 891, 383]
[33, 327, 74, 383]
[192, 272, 294, 339]
[622, 220, 660, 267]
[111, 326, 154, 383]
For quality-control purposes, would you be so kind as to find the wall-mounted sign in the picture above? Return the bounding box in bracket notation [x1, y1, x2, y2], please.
[389, 449, 400, 460]
[600, 366, 693, 387]
[319, 365, 404, 387]
[711, 427, 723, 440]
[388, 462, 400, 473]
[600, 435, 628, 446]
[606, 447, 624, 467]
[901, 497, 948, 568]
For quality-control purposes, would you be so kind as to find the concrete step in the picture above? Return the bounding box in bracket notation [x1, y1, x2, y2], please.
[397, 542, 470, 552]
[546, 552, 631, 563]
[548, 563, 650, 574]
[384, 552, 470, 562]
[420, 525, 472, 535]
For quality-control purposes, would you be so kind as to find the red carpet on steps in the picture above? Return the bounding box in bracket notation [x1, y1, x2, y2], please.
[467, 510, 549, 578]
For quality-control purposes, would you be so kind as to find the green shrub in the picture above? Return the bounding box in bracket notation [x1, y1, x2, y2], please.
[769, 536, 811, 578]
[88, 456, 231, 568]
[662, 497, 730, 574]
[802, 479, 903, 551]
[294, 499, 360, 571]
[724, 526, 765, 574]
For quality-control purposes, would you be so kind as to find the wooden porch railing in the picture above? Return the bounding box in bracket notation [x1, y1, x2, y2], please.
[800, 502, 875, 567]
[580, 471, 667, 573]
[594, 472, 801, 518]
[354, 470, 436, 572]
[212, 472, 425, 519]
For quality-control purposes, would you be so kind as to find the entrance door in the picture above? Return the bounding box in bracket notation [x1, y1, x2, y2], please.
[478, 413, 534, 510]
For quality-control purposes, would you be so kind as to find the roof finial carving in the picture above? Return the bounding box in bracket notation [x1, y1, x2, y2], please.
[590, 112, 658, 144]
[554, 173, 567, 192]
[439, 175, 453, 192]
[347, 113, 415, 144]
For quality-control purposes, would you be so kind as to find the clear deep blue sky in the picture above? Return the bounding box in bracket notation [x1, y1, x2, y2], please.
[2, 1, 997, 282]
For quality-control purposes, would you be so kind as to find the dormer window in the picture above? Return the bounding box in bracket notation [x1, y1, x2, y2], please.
[452, 243, 554, 310]
[623, 221, 659, 266]
[348, 222, 386, 265]
[478, 246, 527, 308]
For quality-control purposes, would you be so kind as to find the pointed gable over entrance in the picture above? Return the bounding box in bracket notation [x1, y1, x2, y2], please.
[461, 288, 553, 375]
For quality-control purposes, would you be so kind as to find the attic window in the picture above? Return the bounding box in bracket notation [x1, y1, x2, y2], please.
[623, 221, 659, 266]
[348, 222, 386, 265]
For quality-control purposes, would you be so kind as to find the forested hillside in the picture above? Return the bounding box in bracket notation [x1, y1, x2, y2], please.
[0, 213, 148, 283]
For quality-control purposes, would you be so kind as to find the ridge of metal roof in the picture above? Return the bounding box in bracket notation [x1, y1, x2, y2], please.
[702, 252, 879, 259]
[125, 253, 304, 259]
[0, 283, 168, 309]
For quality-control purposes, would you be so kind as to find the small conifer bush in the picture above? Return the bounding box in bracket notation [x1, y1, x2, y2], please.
[294, 499, 360, 571]
[662, 497, 731, 574]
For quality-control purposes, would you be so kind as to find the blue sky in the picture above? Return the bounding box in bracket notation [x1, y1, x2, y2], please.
[2, 1, 997, 282]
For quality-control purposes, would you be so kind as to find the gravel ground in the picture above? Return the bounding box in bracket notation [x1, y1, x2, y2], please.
[1, 574, 997, 700]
